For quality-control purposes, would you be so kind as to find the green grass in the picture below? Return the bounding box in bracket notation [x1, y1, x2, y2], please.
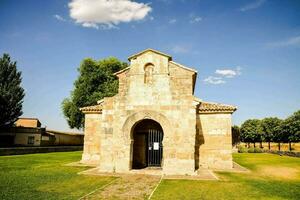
[1, 152, 299, 200]
[0, 151, 115, 200]
[152, 153, 300, 200]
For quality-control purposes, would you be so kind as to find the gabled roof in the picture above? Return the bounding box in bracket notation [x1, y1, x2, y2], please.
[169, 61, 197, 73]
[128, 48, 172, 61]
[113, 59, 198, 78]
[198, 101, 237, 114]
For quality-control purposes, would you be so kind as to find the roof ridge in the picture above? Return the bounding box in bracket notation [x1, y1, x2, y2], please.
[128, 48, 172, 61]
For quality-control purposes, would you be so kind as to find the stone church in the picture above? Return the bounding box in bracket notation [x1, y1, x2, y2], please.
[80, 49, 236, 175]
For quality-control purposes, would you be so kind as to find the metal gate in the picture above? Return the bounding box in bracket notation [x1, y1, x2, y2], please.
[147, 129, 163, 167]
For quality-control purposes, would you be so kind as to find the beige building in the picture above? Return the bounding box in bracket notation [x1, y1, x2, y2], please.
[0, 118, 84, 147]
[13, 118, 44, 146]
[80, 49, 236, 175]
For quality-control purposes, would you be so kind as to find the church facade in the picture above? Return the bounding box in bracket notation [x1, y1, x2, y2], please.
[80, 49, 236, 175]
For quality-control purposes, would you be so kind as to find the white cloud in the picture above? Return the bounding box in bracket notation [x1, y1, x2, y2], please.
[53, 14, 66, 22]
[204, 66, 241, 85]
[171, 45, 189, 53]
[239, 0, 266, 12]
[203, 76, 226, 85]
[169, 19, 177, 24]
[215, 67, 241, 78]
[190, 16, 202, 23]
[267, 35, 300, 48]
[68, 0, 152, 29]
[82, 22, 99, 29]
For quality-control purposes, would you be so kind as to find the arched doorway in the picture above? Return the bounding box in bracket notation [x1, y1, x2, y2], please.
[132, 119, 163, 169]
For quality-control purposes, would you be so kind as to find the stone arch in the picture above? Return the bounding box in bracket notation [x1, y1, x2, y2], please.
[121, 110, 172, 169]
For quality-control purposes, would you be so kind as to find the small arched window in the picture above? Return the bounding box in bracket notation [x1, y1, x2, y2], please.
[144, 63, 154, 84]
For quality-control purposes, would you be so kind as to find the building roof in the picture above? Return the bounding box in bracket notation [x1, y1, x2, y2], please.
[46, 130, 84, 136]
[17, 117, 40, 121]
[113, 66, 130, 76]
[15, 117, 42, 128]
[113, 58, 197, 78]
[80, 104, 103, 114]
[169, 61, 197, 73]
[80, 101, 236, 115]
[198, 101, 237, 114]
[128, 48, 172, 61]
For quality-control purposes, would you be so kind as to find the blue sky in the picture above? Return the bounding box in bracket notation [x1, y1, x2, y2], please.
[0, 0, 299, 132]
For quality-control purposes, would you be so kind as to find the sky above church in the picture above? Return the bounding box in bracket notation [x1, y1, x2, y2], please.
[0, 0, 300, 132]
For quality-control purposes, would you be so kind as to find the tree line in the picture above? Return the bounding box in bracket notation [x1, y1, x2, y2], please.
[233, 110, 300, 151]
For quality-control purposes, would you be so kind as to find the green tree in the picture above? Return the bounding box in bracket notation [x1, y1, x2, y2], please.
[272, 122, 285, 151]
[240, 119, 261, 148]
[280, 110, 300, 151]
[0, 54, 25, 127]
[62, 57, 127, 129]
[232, 125, 240, 147]
[260, 117, 282, 150]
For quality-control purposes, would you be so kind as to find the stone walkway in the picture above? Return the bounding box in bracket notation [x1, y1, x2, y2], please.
[80, 174, 161, 200]
[71, 161, 250, 199]
[77, 167, 219, 199]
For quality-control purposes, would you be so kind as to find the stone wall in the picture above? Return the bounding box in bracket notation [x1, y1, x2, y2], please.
[197, 113, 233, 169]
[53, 133, 83, 146]
[81, 113, 101, 165]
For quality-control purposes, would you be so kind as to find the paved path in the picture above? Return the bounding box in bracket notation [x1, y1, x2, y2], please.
[82, 174, 161, 200]
[78, 167, 221, 199]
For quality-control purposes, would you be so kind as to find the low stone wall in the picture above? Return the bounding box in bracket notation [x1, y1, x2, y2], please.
[0, 146, 83, 156]
[264, 149, 300, 158]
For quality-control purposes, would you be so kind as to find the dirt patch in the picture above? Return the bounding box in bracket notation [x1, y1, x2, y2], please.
[83, 174, 161, 200]
[259, 166, 299, 179]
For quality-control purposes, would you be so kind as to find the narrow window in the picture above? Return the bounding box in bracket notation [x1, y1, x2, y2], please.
[28, 136, 34, 145]
[144, 63, 154, 84]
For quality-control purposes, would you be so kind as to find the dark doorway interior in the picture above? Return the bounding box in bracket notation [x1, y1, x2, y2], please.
[0, 135, 15, 147]
[132, 119, 163, 169]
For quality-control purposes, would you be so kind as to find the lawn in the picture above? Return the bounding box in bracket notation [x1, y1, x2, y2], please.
[152, 153, 300, 200]
[0, 151, 115, 200]
[0, 152, 299, 200]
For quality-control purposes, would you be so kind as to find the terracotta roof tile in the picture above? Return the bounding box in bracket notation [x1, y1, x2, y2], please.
[198, 101, 237, 113]
[80, 104, 102, 113]
[80, 100, 236, 114]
